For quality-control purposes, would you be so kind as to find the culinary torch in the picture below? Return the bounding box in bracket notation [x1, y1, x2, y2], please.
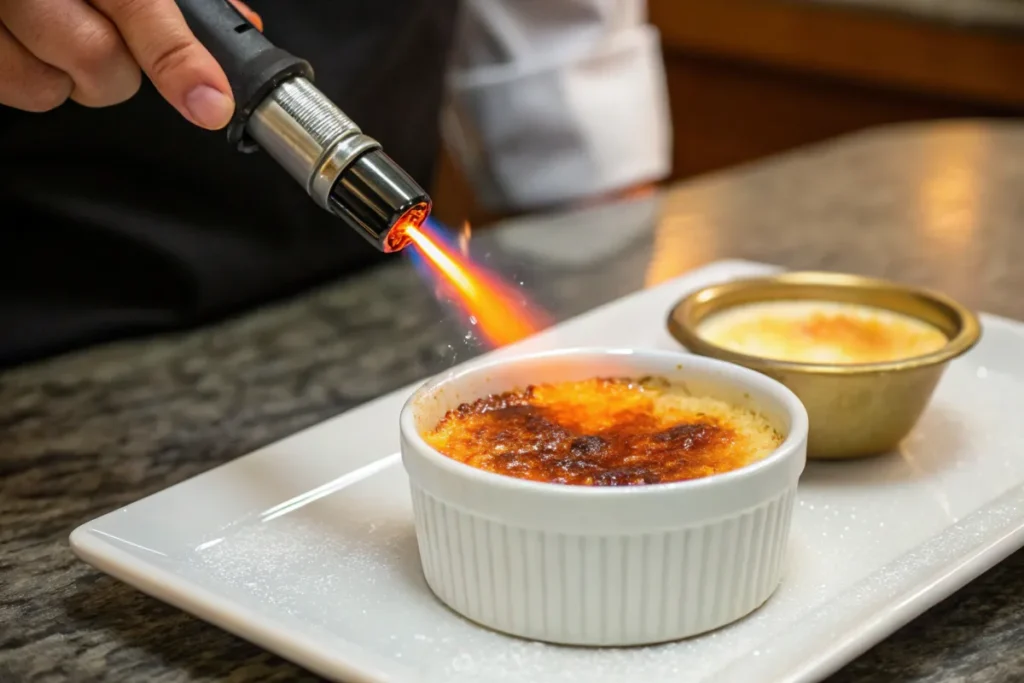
[176, 0, 430, 252]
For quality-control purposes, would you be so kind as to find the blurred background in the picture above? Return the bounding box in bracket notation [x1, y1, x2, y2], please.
[432, 0, 1024, 227]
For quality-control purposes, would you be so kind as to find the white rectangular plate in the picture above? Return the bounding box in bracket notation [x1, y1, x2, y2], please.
[71, 260, 1024, 683]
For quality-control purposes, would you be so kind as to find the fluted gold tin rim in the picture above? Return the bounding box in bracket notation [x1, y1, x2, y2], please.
[667, 271, 981, 377]
[666, 271, 982, 460]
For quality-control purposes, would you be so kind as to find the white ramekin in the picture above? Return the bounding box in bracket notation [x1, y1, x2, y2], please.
[400, 348, 808, 646]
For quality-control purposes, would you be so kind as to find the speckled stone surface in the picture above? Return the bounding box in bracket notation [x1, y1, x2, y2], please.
[3, 119, 1024, 682]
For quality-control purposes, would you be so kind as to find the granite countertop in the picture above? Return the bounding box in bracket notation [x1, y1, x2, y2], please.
[800, 0, 1024, 31]
[4, 119, 1024, 682]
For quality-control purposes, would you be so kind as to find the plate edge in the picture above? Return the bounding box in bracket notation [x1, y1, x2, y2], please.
[727, 483, 1024, 683]
[68, 527, 413, 683]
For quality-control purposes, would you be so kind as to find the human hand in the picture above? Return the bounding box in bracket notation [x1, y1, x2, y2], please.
[0, 0, 261, 129]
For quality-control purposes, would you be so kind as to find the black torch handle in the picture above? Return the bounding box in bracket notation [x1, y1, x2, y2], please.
[176, 0, 314, 150]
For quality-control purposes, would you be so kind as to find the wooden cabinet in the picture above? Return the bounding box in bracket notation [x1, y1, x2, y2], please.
[650, 0, 1024, 178]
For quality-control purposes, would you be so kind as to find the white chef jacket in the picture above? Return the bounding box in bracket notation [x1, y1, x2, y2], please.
[443, 0, 673, 211]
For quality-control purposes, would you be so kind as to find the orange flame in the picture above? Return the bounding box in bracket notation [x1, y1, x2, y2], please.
[402, 222, 549, 348]
[457, 221, 471, 256]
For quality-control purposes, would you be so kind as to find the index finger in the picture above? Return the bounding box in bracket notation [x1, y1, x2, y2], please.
[92, 0, 234, 129]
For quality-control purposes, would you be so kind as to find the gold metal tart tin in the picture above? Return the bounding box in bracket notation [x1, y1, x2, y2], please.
[667, 271, 981, 459]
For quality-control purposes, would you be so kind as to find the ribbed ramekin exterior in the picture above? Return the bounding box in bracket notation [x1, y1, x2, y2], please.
[409, 484, 797, 646]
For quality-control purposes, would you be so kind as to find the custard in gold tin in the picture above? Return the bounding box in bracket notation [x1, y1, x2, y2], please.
[422, 377, 782, 486]
[697, 300, 949, 365]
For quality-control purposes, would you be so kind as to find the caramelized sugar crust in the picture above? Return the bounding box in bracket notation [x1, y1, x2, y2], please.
[423, 377, 782, 487]
[699, 301, 948, 364]
[746, 312, 944, 362]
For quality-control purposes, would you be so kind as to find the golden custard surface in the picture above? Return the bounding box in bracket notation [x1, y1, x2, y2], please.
[697, 300, 948, 364]
[423, 377, 782, 486]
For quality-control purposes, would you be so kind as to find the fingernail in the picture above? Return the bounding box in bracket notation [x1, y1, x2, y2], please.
[185, 85, 234, 129]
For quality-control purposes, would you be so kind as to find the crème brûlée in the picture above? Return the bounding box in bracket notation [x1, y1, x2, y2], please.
[421, 377, 783, 486]
[696, 300, 949, 364]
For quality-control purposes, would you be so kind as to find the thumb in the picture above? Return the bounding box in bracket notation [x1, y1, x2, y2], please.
[95, 0, 234, 130]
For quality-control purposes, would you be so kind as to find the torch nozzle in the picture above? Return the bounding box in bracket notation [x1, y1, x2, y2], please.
[245, 77, 431, 252]
[327, 148, 431, 253]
